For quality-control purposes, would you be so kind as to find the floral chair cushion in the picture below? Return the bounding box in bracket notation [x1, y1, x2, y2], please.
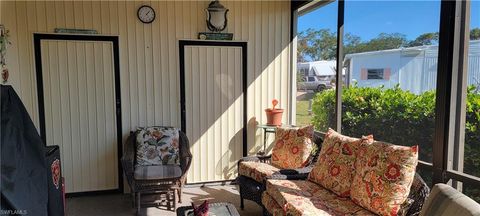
[271, 125, 314, 169]
[350, 141, 418, 216]
[136, 126, 180, 166]
[265, 179, 375, 216]
[308, 129, 373, 197]
[238, 161, 280, 183]
[262, 192, 286, 216]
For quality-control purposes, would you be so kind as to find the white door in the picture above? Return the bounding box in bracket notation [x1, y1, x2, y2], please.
[184, 46, 244, 183]
[39, 39, 118, 193]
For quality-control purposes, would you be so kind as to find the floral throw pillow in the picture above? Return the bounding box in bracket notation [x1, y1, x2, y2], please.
[136, 127, 180, 166]
[271, 125, 314, 169]
[350, 141, 418, 216]
[307, 128, 373, 197]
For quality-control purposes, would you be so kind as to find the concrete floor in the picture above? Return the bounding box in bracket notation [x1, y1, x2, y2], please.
[66, 185, 263, 216]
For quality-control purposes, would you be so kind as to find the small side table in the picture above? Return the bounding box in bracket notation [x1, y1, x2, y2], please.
[257, 124, 288, 155]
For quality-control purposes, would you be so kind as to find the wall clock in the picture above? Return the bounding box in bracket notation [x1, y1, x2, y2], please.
[137, 5, 155, 24]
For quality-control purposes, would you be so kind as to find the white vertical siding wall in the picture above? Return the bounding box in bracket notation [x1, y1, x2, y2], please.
[469, 56, 480, 86]
[468, 41, 480, 86]
[400, 56, 426, 94]
[40, 40, 118, 193]
[185, 46, 244, 183]
[1, 1, 292, 183]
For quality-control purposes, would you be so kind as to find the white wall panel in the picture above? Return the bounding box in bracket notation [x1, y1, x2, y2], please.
[1, 1, 292, 184]
[40, 40, 118, 193]
[184, 46, 244, 183]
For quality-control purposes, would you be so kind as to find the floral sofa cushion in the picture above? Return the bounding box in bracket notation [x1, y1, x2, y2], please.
[350, 141, 418, 216]
[271, 125, 314, 169]
[308, 129, 373, 197]
[238, 161, 280, 183]
[136, 126, 180, 166]
[262, 192, 285, 216]
[265, 179, 375, 216]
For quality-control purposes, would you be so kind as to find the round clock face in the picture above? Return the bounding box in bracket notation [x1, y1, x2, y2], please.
[137, 5, 155, 24]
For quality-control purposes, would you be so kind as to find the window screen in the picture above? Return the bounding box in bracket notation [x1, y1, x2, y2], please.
[367, 69, 384, 79]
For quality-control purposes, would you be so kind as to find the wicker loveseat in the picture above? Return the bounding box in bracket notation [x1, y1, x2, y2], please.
[262, 173, 429, 216]
[237, 130, 430, 216]
[237, 131, 325, 210]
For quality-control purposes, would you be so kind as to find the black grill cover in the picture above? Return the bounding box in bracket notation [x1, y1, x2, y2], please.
[45, 145, 63, 216]
[1, 85, 48, 215]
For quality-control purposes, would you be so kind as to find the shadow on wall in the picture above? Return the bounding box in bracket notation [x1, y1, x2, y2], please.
[247, 117, 264, 154]
[216, 130, 240, 180]
[215, 129, 265, 180]
[213, 117, 277, 181]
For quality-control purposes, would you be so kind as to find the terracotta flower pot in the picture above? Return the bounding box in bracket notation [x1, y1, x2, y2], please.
[265, 108, 284, 126]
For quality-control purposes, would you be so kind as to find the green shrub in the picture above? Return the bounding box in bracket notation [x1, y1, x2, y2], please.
[311, 84, 480, 201]
[464, 86, 480, 201]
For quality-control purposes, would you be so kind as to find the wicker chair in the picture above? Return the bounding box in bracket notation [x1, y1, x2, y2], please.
[236, 131, 326, 210]
[121, 129, 192, 213]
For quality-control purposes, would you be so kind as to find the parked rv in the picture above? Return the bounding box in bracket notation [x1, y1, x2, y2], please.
[297, 60, 346, 92]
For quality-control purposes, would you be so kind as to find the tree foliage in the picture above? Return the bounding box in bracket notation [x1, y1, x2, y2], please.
[298, 29, 337, 61]
[407, 32, 439, 47]
[361, 33, 408, 51]
[471, 28, 480, 40]
[298, 28, 480, 62]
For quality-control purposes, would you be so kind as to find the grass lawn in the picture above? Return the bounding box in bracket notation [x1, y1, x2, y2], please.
[296, 100, 313, 126]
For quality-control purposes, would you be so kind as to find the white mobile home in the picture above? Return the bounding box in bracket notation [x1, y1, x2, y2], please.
[344, 40, 480, 94]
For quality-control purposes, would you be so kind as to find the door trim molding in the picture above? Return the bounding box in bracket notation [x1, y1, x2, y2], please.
[178, 40, 248, 158]
[33, 33, 123, 194]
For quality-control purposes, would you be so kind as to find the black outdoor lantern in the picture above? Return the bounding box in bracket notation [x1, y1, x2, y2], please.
[206, 0, 229, 32]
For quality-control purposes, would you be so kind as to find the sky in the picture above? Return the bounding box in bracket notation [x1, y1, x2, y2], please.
[298, 0, 480, 41]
